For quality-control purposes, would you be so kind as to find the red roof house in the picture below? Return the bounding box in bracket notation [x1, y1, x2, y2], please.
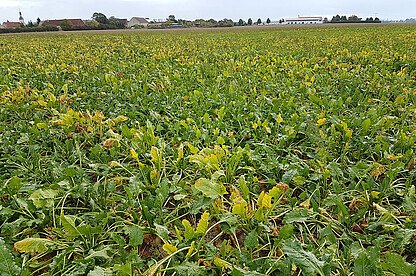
[2, 22, 21, 28]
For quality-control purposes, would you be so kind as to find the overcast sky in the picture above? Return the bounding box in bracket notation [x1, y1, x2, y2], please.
[0, 0, 414, 23]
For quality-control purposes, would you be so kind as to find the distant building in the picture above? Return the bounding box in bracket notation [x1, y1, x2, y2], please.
[284, 16, 323, 24]
[19, 11, 24, 24]
[127, 17, 149, 28]
[268, 20, 281, 25]
[2, 11, 25, 28]
[113, 18, 128, 27]
[2, 21, 21, 28]
[41, 19, 85, 27]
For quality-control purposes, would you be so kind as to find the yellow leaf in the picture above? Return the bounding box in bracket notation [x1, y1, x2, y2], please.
[276, 113, 283, 124]
[151, 146, 159, 163]
[369, 163, 386, 178]
[232, 200, 250, 219]
[130, 148, 138, 159]
[112, 115, 129, 123]
[261, 193, 272, 208]
[186, 241, 196, 258]
[196, 212, 210, 234]
[36, 123, 48, 129]
[214, 257, 227, 268]
[182, 219, 195, 241]
[108, 161, 120, 167]
[162, 243, 177, 255]
[177, 143, 184, 162]
[49, 93, 56, 103]
[299, 198, 310, 209]
[316, 118, 327, 126]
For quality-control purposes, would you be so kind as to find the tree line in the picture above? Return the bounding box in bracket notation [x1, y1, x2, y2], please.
[326, 14, 381, 23]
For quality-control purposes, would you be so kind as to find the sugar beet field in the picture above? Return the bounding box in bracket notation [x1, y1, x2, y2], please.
[1, 25, 416, 275]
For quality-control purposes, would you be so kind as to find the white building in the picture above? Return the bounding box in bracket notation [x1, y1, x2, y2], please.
[284, 16, 323, 25]
[127, 17, 149, 28]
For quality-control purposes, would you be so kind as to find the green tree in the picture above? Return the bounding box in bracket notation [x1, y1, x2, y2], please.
[92, 12, 108, 24]
[348, 15, 361, 22]
[60, 19, 73, 30]
[266, 18, 271, 24]
[257, 18, 262, 25]
[36, 17, 41, 25]
[238, 19, 245, 26]
[247, 18, 252, 25]
[168, 15, 177, 23]
[331, 14, 341, 22]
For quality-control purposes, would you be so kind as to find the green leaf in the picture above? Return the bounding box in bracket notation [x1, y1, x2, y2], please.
[174, 261, 207, 276]
[392, 229, 414, 250]
[244, 230, 258, 250]
[283, 209, 315, 224]
[14, 238, 52, 253]
[182, 219, 195, 241]
[384, 252, 415, 276]
[282, 169, 298, 184]
[362, 118, 371, 131]
[282, 239, 326, 276]
[124, 226, 143, 247]
[0, 239, 20, 276]
[155, 223, 170, 241]
[87, 266, 107, 276]
[195, 178, 223, 199]
[61, 214, 79, 236]
[5, 176, 22, 195]
[231, 267, 266, 276]
[239, 175, 250, 201]
[278, 224, 294, 241]
[29, 189, 58, 208]
[353, 246, 381, 276]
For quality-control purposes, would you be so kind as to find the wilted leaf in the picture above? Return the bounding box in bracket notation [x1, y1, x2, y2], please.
[14, 238, 52, 253]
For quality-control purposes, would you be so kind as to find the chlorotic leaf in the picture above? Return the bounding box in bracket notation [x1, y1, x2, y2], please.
[196, 212, 210, 235]
[214, 257, 227, 268]
[239, 175, 250, 201]
[14, 238, 52, 253]
[182, 219, 195, 241]
[162, 243, 178, 255]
